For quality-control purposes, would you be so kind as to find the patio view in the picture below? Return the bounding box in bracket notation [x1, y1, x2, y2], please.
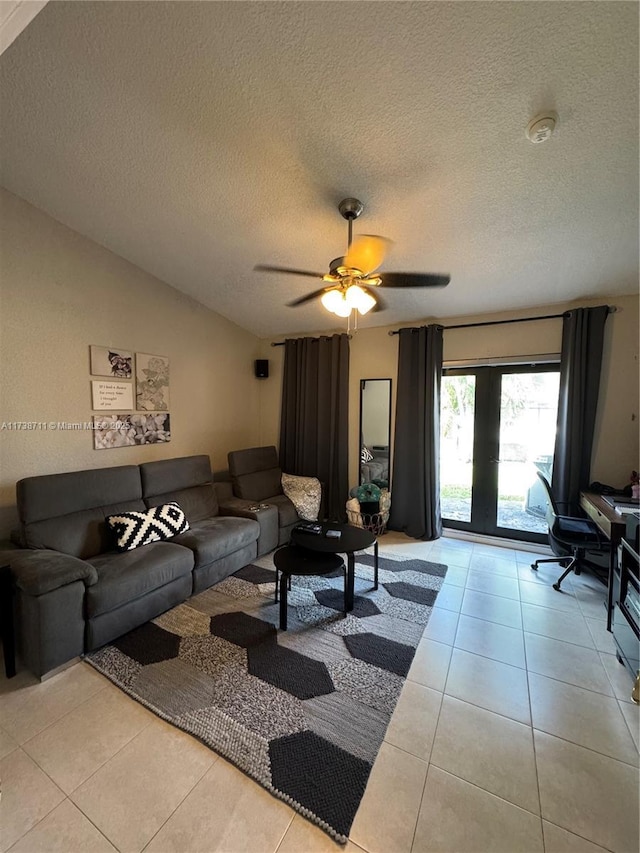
[440, 370, 561, 536]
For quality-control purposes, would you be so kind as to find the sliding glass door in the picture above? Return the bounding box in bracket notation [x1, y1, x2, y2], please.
[440, 364, 560, 542]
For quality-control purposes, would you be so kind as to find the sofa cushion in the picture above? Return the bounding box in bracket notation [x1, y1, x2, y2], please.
[18, 466, 145, 559]
[86, 541, 194, 618]
[172, 516, 260, 569]
[18, 465, 143, 523]
[228, 446, 279, 477]
[107, 503, 190, 552]
[228, 446, 283, 502]
[145, 485, 217, 523]
[23, 509, 107, 560]
[141, 456, 218, 521]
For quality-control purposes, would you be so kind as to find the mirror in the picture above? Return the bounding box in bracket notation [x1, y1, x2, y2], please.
[359, 379, 392, 487]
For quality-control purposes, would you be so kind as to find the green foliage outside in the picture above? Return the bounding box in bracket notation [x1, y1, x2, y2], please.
[441, 484, 524, 502]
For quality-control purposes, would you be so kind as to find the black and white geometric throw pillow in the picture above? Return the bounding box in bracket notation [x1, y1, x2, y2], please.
[106, 502, 190, 552]
[361, 445, 374, 463]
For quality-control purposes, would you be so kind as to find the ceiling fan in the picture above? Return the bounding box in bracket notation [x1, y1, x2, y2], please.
[255, 197, 450, 318]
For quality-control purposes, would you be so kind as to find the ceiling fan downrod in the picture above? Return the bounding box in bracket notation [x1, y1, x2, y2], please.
[338, 197, 364, 249]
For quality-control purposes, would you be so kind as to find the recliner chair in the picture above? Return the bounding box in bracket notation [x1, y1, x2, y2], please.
[531, 472, 609, 591]
[227, 446, 301, 546]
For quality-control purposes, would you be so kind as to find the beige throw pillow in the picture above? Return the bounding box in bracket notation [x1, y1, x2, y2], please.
[281, 473, 321, 521]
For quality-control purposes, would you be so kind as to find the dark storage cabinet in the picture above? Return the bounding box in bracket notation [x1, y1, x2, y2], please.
[613, 537, 640, 683]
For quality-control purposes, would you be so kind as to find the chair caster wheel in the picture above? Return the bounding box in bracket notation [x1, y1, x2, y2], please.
[530, 563, 538, 571]
[552, 582, 562, 592]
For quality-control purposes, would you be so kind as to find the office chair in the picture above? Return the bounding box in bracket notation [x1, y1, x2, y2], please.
[531, 472, 609, 592]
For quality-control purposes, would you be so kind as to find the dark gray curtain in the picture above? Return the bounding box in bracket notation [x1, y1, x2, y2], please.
[552, 306, 609, 513]
[388, 325, 443, 539]
[279, 334, 350, 522]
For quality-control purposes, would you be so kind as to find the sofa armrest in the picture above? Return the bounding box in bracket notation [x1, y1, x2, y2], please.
[217, 498, 279, 557]
[0, 549, 98, 596]
[217, 496, 262, 520]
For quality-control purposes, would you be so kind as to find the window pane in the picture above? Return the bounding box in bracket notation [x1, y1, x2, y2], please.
[497, 372, 560, 533]
[440, 375, 476, 522]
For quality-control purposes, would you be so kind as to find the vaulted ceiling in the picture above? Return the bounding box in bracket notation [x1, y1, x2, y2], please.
[0, 1, 637, 337]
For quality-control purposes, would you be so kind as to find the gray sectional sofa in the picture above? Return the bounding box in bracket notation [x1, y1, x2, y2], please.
[3, 454, 278, 678]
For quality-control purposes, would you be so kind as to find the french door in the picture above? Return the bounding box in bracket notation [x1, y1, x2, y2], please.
[440, 364, 560, 543]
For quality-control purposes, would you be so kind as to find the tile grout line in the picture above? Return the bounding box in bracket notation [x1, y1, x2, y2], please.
[437, 690, 532, 731]
[2, 746, 67, 851]
[264, 808, 296, 853]
[523, 658, 619, 702]
[543, 818, 619, 853]
[398, 585, 455, 853]
[406, 641, 451, 853]
[529, 721, 640, 769]
[6, 676, 109, 749]
[425, 752, 545, 822]
[138, 757, 219, 853]
[520, 625, 599, 653]
[616, 699, 640, 755]
[524, 627, 549, 852]
[4, 792, 121, 853]
[598, 650, 637, 706]
[449, 628, 527, 671]
[30, 706, 157, 798]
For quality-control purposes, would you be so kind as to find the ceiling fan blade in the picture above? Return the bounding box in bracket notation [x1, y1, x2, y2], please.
[287, 287, 334, 307]
[378, 272, 450, 288]
[254, 264, 324, 279]
[345, 235, 391, 275]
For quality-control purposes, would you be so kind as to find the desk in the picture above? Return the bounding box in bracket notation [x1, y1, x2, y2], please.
[579, 492, 627, 631]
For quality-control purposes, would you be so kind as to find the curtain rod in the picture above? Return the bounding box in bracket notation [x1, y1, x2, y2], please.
[271, 334, 352, 347]
[388, 306, 615, 335]
[271, 306, 616, 344]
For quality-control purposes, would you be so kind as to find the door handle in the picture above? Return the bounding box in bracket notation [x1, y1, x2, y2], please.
[489, 456, 500, 463]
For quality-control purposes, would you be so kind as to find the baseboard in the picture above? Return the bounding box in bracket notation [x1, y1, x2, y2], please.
[38, 656, 82, 682]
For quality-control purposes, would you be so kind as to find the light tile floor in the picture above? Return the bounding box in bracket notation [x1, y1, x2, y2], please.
[1, 533, 638, 853]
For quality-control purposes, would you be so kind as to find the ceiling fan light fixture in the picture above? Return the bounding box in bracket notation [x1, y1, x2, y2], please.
[345, 284, 376, 314]
[332, 296, 352, 318]
[320, 289, 344, 313]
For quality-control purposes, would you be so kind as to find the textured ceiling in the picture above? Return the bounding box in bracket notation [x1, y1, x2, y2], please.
[0, 1, 638, 337]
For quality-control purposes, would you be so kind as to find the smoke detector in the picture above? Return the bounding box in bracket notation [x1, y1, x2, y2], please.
[526, 113, 557, 143]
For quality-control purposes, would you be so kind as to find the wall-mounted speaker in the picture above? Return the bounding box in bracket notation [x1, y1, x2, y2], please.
[255, 359, 269, 379]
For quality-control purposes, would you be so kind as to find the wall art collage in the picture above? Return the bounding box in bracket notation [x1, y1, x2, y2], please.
[89, 346, 171, 449]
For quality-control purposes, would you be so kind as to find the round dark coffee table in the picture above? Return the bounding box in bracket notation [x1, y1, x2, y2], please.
[273, 545, 346, 630]
[290, 522, 379, 612]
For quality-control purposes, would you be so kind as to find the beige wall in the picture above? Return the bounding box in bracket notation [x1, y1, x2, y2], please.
[0, 190, 262, 537]
[259, 295, 639, 492]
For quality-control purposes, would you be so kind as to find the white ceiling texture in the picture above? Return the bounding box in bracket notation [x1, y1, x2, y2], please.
[0, 1, 638, 337]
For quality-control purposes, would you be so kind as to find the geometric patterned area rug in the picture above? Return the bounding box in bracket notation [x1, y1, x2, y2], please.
[86, 549, 447, 844]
